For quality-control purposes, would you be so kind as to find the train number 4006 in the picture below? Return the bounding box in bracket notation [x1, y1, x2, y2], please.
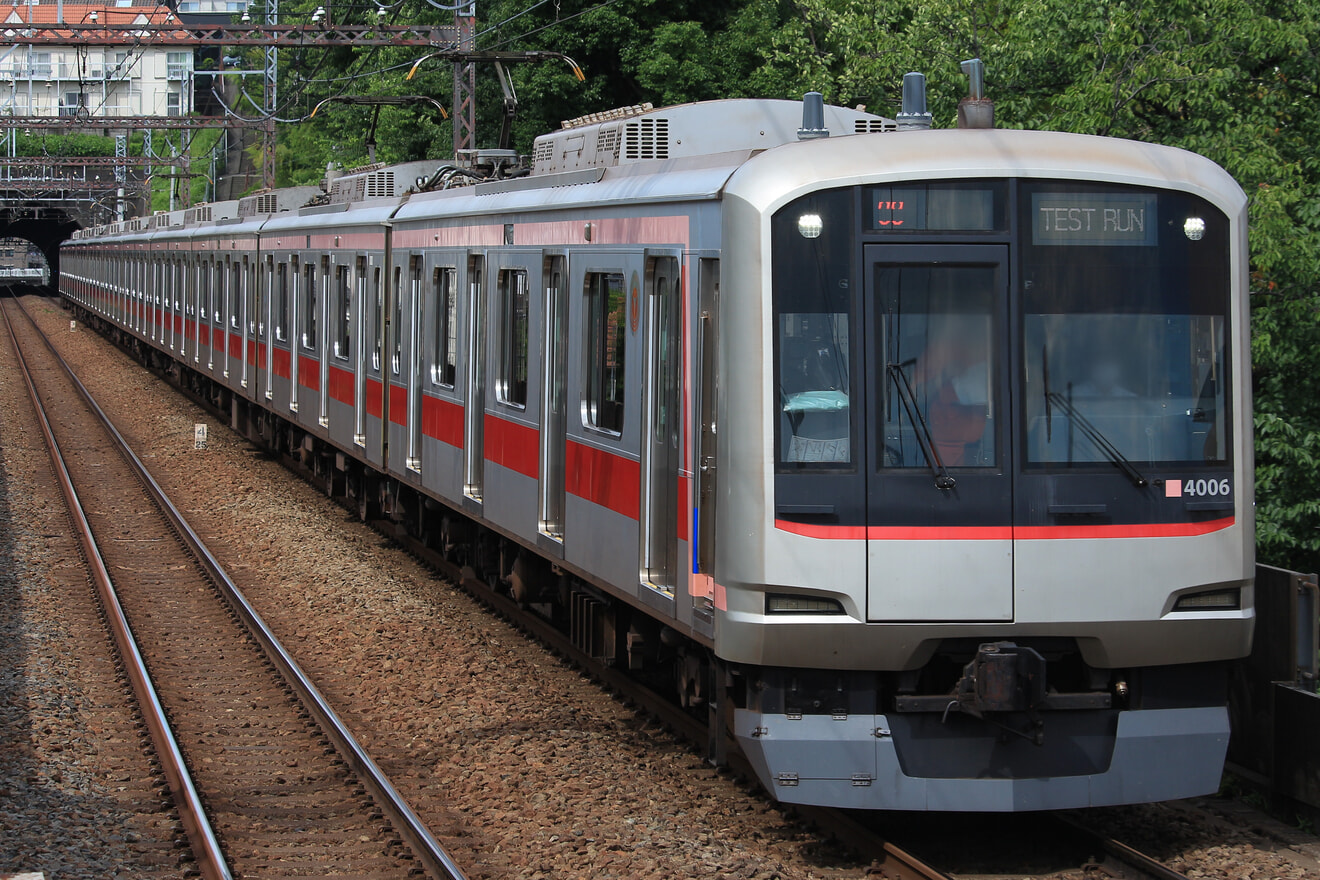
[1172, 478, 1231, 498]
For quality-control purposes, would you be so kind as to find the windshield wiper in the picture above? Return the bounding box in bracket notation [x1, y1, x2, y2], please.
[1042, 344, 1053, 443]
[1046, 390, 1149, 487]
[888, 363, 956, 490]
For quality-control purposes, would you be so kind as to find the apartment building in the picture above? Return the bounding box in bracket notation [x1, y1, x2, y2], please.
[1, 0, 194, 119]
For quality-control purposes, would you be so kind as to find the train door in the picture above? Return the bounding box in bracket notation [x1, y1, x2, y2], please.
[863, 244, 1013, 621]
[463, 253, 487, 502]
[640, 254, 682, 594]
[289, 256, 301, 411]
[318, 255, 331, 428]
[693, 258, 719, 611]
[261, 254, 275, 401]
[226, 257, 240, 379]
[168, 258, 177, 352]
[241, 254, 253, 390]
[405, 255, 424, 472]
[538, 254, 568, 544]
[355, 254, 372, 448]
[383, 256, 407, 469]
[192, 255, 201, 366]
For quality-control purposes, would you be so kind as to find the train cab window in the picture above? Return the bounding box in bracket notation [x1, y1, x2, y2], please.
[1019, 183, 1231, 466]
[497, 268, 529, 407]
[301, 263, 318, 351]
[584, 271, 626, 434]
[772, 188, 856, 468]
[333, 264, 350, 360]
[880, 266, 998, 469]
[432, 267, 458, 387]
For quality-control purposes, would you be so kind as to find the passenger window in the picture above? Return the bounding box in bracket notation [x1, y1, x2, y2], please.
[229, 262, 242, 329]
[432, 267, 457, 387]
[584, 272, 626, 434]
[333, 264, 350, 359]
[392, 265, 404, 376]
[497, 269, 529, 407]
[276, 261, 289, 342]
[210, 262, 220, 322]
[301, 263, 318, 351]
[372, 267, 384, 370]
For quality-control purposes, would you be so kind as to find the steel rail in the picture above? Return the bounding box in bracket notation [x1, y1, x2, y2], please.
[1054, 814, 1192, 880]
[0, 297, 233, 880]
[8, 296, 468, 880]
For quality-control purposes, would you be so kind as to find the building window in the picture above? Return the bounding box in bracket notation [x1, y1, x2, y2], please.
[166, 52, 190, 81]
[60, 92, 89, 117]
[166, 92, 182, 117]
[585, 272, 626, 434]
[28, 52, 52, 79]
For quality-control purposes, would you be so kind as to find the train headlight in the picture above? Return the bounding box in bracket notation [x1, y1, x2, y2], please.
[766, 594, 845, 615]
[1173, 588, 1240, 611]
[1183, 217, 1206, 241]
[797, 213, 824, 239]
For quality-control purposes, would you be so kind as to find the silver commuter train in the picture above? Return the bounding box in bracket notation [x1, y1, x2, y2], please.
[60, 90, 1253, 811]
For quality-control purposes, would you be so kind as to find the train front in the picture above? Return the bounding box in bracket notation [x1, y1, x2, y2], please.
[715, 126, 1253, 810]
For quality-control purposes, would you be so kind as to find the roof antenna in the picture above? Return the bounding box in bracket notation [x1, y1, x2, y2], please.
[896, 72, 932, 130]
[958, 58, 995, 129]
[797, 92, 829, 140]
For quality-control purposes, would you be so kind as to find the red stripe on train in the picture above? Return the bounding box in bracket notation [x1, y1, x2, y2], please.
[390, 383, 407, 426]
[567, 440, 639, 520]
[423, 395, 464, 447]
[485, 415, 539, 480]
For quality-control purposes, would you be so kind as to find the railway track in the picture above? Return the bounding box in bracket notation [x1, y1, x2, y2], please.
[1, 294, 464, 879]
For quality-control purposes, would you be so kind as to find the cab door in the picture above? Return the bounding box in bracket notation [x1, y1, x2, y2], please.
[863, 244, 1013, 621]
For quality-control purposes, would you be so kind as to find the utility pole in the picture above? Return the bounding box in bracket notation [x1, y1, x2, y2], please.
[453, 1, 476, 156]
[263, 0, 278, 189]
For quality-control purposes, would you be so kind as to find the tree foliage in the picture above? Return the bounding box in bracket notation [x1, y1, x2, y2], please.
[262, 0, 1320, 570]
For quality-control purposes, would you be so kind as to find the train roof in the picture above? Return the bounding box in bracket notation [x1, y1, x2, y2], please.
[725, 127, 1247, 217]
[65, 99, 1246, 245]
[67, 98, 896, 243]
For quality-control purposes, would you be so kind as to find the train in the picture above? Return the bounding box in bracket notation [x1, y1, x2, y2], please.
[58, 72, 1254, 812]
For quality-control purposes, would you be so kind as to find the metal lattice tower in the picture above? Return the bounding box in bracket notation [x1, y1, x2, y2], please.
[453, 1, 477, 155]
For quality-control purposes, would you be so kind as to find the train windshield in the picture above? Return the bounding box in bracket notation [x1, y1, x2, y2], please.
[1019, 182, 1231, 466]
[771, 179, 1233, 532]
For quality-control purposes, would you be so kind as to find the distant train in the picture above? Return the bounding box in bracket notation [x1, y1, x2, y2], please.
[60, 75, 1253, 811]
